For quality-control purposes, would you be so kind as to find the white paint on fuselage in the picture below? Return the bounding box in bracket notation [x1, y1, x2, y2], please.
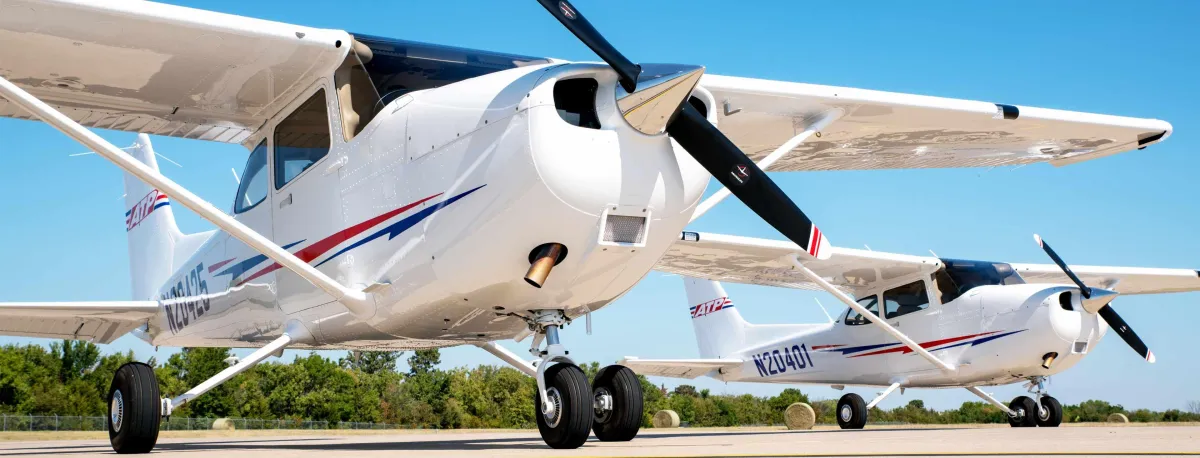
[712, 284, 1108, 389]
[144, 63, 710, 350]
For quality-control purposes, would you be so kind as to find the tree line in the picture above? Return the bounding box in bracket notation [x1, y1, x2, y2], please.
[2, 341, 1197, 427]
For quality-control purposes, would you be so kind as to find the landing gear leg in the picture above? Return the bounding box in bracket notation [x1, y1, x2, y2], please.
[1027, 376, 1062, 427]
[527, 310, 592, 449]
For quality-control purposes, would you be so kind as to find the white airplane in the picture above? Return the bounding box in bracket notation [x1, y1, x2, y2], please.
[0, 0, 1178, 453]
[625, 232, 1200, 429]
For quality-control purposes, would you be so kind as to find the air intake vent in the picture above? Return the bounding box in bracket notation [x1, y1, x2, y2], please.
[1072, 341, 1088, 354]
[603, 215, 646, 244]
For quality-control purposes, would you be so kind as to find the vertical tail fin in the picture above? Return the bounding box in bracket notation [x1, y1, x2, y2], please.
[684, 276, 749, 359]
[124, 134, 183, 300]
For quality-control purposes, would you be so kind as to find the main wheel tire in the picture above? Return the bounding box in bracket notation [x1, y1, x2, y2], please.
[1037, 396, 1063, 427]
[534, 363, 594, 449]
[108, 362, 161, 454]
[836, 393, 867, 429]
[591, 365, 643, 441]
[1008, 396, 1038, 427]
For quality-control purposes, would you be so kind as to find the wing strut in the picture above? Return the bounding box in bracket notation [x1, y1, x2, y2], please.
[689, 109, 844, 222]
[787, 254, 955, 372]
[0, 76, 375, 319]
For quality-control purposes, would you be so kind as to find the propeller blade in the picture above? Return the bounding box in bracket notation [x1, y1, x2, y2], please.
[1097, 304, 1155, 363]
[668, 103, 829, 259]
[1034, 234, 1153, 362]
[1033, 234, 1092, 298]
[535, 0, 641, 93]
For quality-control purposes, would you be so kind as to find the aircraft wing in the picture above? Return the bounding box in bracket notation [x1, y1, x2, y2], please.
[0, 0, 350, 144]
[654, 232, 940, 294]
[618, 357, 743, 379]
[0, 301, 159, 344]
[702, 74, 1172, 171]
[1011, 264, 1200, 295]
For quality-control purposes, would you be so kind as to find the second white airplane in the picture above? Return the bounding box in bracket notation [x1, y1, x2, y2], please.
[625, 232, 1200, 429]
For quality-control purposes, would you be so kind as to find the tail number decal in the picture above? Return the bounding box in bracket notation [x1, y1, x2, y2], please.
[162, 263, 210, 335]
[753, 344, 814, 377]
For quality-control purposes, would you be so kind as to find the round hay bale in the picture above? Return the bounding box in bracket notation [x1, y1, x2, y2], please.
[1107, 413, 1129, 423]
[784, 402, 816, 430]
[652, 410, 680, 428]
[211, 418, 236, 430]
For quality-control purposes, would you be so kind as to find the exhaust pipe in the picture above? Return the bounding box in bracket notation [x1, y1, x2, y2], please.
[1042, 352, 1058, 369]
[524, 243, 567, 288]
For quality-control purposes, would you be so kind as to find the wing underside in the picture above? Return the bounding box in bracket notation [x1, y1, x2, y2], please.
[0, 0, 349, 144]
[1012, 264, 1200, 295]
[702, 74, 1173, 171]
[654, 232, 940, 294]
[0, 301, 159, 344]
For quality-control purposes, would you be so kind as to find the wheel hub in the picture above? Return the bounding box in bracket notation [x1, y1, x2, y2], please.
[543, 387, 564, 428]
[1038, 404, 1050, 421]
[594, 387, 613, 423]
[839, 404, 852, 423]
[110, 389, 124, 433]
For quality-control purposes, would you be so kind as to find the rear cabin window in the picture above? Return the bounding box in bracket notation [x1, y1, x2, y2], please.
[884, 280, 930, 319]
[274, 89, 331, 190]
[234, 140, 268, 213]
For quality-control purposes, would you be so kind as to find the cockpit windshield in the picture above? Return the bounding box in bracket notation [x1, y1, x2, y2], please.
[933, 258, 1025, 304]
[352, 35, 551, 108]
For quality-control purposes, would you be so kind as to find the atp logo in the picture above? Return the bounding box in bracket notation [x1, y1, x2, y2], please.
[126, 189, 170, 232]
[690, 296, 733, 319]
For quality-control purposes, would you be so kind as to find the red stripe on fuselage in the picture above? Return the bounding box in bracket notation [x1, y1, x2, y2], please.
[848, 331, 1002, 358]
[234, 192, 444, 285]
[208, 258, 236, 274]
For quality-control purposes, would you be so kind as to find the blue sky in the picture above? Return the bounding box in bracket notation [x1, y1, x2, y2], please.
[1, 1, 1197, 412]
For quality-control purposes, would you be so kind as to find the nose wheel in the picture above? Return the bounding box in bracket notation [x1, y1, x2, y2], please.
[591, 365, 643, 441]
[524, 310, 594, 449]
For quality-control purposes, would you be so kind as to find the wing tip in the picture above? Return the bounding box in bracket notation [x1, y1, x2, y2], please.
[1146, 351, 1156, 364]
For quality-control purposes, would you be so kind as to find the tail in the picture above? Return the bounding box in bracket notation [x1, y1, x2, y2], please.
[684, 276, 750, 359]
[124, 134, 184, 300]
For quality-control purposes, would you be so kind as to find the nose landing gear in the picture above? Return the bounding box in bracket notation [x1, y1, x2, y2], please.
[1011, 377, 1062, 427]
[520, 309, 644, 448]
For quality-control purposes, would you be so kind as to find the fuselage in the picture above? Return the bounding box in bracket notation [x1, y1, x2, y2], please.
[139, 60, 710, 349]
[713, 283, 1108, 388]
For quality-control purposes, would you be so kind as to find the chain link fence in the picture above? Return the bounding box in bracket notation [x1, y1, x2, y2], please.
[0, 414, 403, 431]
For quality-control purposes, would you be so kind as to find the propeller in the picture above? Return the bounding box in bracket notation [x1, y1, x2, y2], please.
[535, 0, 830, 259]
[1033, 234, 1154, 363]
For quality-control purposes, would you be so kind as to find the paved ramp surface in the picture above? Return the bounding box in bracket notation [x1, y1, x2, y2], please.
[1, 426, 1198, 457]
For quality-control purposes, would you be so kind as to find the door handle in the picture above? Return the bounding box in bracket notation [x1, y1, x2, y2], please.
[280, 194, 292, 208]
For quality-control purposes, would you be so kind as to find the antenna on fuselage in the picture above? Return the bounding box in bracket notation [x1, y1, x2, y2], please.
[814, 298, 834, 323]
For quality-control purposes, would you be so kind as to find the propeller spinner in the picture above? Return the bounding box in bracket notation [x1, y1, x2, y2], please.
[535, 0, 830, 260]
[1034, 234, 1155, 363]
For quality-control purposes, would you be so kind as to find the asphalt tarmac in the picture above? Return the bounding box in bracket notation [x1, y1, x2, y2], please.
[1, 425, 1197, 457]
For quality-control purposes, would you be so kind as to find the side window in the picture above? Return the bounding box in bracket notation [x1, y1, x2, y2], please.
[845, 295, 879, 326]
[234, 140, 269, 213]
[275, 89, 331, 190]
[884, 280, 930, 319]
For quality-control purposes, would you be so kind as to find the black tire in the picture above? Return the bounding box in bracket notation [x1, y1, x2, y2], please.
[591, 365, 643, 441]
[534, 363, 593, 449]
[836, 393, 867, 429]
[1008, 396, 1038, 427]
[1037, 396, 1063, 427]
[108, 362, 161, 454]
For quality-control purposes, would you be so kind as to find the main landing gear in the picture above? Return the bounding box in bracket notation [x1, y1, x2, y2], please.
[522, 310, 643, 449]
[107, 362, 161, 454]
